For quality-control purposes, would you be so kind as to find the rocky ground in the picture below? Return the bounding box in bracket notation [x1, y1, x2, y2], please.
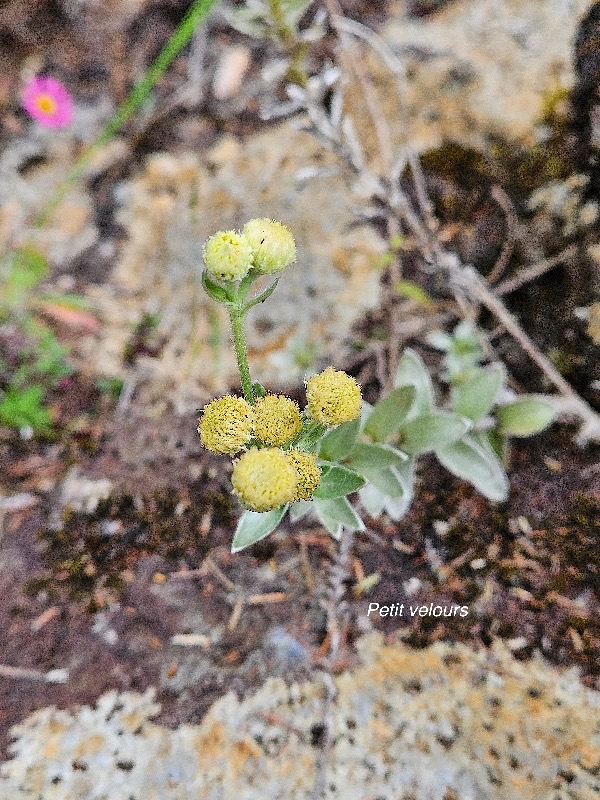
[1, 0, 600, 797]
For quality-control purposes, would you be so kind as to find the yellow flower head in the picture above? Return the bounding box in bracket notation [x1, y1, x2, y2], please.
[203, 230, 253, 281]
[198, 395, 255, 455]
[306, 367, 362, 426]
[232, 447, 298, 512]
[243, 218, 296, 274]
[254, 394, 302, 446]
[285, 450, 321, 501]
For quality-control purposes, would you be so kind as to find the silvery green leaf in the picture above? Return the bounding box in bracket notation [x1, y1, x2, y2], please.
[485, 428, 508, 461]
[359, 483, 387, 517]
[389, 456, 416, 513]
[359, 401, 373, 430]
[289, 500, 313, 523]
[314, 497, 365, 539]
[439, 320, 487, 380]
[231, 505, 288, 553]
[400, 411, 470, 455]
[346, 442, 408, 471]
[291, 419, 329, 452]
[313, 464, 365, 499]
[225, 0, 313, 39]
[363, 385, 416, 442]
[359, 458, 415, 519]
[362, 467, 405, 497]
[451, 364, 506, 421]
[496, 397, 555, 437]
[382, 486, 412, 520]
[318, 417, 360, 461]
[243, 279, 279, 312]
[393, 454, 416, 488]
[394, 348, 435, 419]
[223, 0, 269, 37]
[436, 435, 509, 502]
[346, 444, 409, 498]
[425, 330, 453, 351]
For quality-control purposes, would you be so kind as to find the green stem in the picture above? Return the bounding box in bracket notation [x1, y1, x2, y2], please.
[35, 0, 219, 227]
[229, 306, 254, 404]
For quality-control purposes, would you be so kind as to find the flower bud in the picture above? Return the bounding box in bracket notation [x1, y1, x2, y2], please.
[243, 218, 296, 274]
[232, 447, 298, 512]
[203, 230, 253, 281]
[198, 395, 255, 455]
[306, 367, 362, 426]
[254, 394, 302, 446]
[285, 450, 321, 501]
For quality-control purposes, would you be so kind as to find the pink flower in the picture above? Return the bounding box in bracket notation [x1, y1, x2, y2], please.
[22, 76, 74, 129]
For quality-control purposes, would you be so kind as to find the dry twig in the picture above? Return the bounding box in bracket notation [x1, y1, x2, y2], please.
[301, 8, 600, 443]
[311, 528, 355, 800]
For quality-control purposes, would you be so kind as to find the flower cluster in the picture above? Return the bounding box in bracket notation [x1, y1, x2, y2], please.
[198, 395, 255, 454]
[203, 218, 296, 282]
[197, 370, 362, 512]
[306, 367, 362, 426]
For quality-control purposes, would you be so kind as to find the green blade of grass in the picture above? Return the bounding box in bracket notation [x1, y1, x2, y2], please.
[36, 0, 220, 226]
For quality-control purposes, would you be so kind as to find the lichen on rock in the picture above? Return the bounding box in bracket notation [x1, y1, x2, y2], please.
[77, 129, 385, 413]
[2, 634, 599, 799]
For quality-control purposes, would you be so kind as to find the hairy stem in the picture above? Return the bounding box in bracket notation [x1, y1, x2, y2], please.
[229, 306, 254, 404]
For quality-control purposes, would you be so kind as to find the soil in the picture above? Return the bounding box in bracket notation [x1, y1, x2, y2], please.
[0, 379, 599, 760]
[1, 0, 600, 770]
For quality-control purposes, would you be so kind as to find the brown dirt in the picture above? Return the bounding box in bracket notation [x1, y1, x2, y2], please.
[1, 0, 600, 771]
[1, 381, 599, 759]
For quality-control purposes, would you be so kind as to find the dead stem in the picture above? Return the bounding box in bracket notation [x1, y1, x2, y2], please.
[486, 185, 518, 286]
[322, 0, 394, 175]
[310, 528, 354, 800]
[495, 245, 578, 296]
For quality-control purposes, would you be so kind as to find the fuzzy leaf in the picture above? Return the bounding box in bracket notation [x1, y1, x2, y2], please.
[345, 443, 408, 499]
[243, 279, 279, 312]
[202, 272, 233, 304]
[358, 483, 387, 518]
[251, 381, 267, 399]
[359, 458, 415, 519]
[400, 411, 470, 455]
[318, 417, 360, 461]
[496, 397, 555, 437]
[313, 497, 365, 539]
[362, 467, 405, 497]
[394, 348, 435, 419]
[231, 505, 288, 552]
[346, 442, 408, 470]
[436, 435, 509, 502]
[363, 385, 416, 442]
[451, 364, 505, 421]
[313, 464, 365, 499]
[289, 500, 312, 523]
[291, 419, 329, 453]
[387, 457, 416, 517]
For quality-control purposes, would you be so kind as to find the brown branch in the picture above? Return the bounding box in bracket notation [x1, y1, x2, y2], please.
[495, 245, 577, 296]
[310, 528, 355, 800]
[486, 185, 518, 285]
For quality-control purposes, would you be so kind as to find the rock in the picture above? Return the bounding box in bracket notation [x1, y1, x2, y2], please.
[79, 131, 385, 411]
[1, 634, 599, 799]
[58, 466, 113, 515]
[376, 0, 595, 152]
